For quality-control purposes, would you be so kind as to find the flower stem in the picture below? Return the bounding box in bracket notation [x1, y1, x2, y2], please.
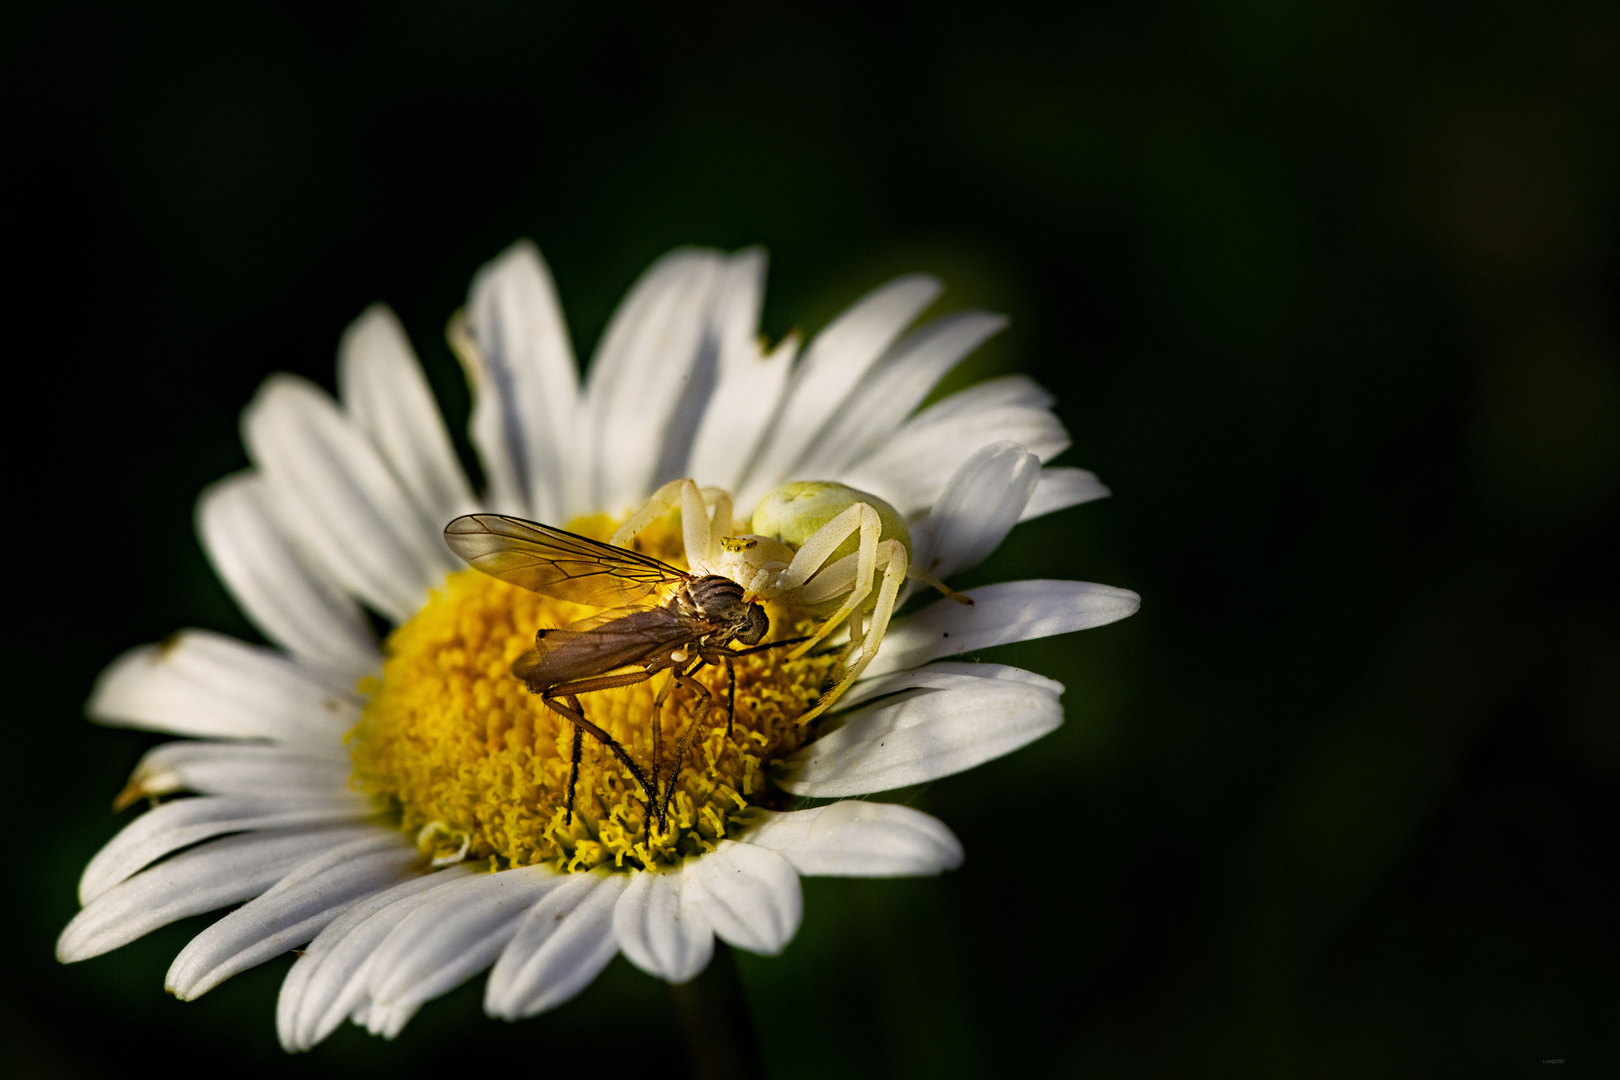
[669, 941, 765, 1080]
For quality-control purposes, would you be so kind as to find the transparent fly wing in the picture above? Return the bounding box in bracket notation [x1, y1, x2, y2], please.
[445, 514, 688, 607]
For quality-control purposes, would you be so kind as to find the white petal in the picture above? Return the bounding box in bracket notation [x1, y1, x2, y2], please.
[1020, 466, 1111, 521]
[836, 661, 1064, 712]
[685, 251, 799, 492]
[895, 399, 1069, 461]
[612, 869, 714, 983]
[462, 241, 581, 522]
[797, 311, 1007, 477]
[685, 841, 801, 956]
[243, 374, 450, 623]
[338, 304, 478, 536]
[737, 274, 941, 509]
[779, 672, 1065, 796]
[78, 793, 375, 904]
[866, 579, 1142, 676]
[366, 866, 560, 1012]
[278, 866, 479, 1053]
[485, 872, 627, 1019]
[655, 249, 765, 492]
[360, 999, 420, 1040]
[124, 742, 351, 801]
[166, 832, 422, 999]
[88, 630, 358, 750]
[710, 249, 765, 361]
[920, 441, 1041, 579]
[741, 802, 963, 876]
[582, 249, 727, 515]
[909, 374, 1054, 420]
[197, 473, 380, 686]
[841, 403, 1070, 518]
[57, 826, 375, 963]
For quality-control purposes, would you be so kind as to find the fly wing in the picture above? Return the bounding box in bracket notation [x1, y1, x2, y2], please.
[512, 605, 707, 688]
[444, 514, 688, 607]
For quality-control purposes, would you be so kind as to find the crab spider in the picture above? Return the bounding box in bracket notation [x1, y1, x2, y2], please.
[611, 478, 969, 722]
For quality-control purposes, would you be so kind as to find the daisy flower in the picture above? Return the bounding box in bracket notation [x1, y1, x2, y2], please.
[57, 240, 1139, 1050]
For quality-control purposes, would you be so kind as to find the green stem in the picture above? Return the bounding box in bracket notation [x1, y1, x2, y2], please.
[669, 941, 766, 1080]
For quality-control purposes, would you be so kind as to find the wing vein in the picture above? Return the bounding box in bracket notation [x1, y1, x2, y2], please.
[444, 514, 689, 607]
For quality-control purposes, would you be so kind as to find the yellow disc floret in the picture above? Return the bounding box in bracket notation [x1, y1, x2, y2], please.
[349, 516, 835, 872]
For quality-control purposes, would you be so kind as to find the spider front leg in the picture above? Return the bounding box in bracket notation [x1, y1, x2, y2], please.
[745, 480, 959, 723]
[610, 478, 735, 571]
[796, 535, 909, 724]
[775, 501, 884, 660]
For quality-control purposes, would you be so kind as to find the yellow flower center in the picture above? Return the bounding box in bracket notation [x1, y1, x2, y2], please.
[349, 514, 835, 872]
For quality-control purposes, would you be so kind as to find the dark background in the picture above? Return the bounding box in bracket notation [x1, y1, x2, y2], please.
[5, 2, 1617, 1076]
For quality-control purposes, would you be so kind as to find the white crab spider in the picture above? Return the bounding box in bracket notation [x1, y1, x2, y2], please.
[610, 477, 968, 721]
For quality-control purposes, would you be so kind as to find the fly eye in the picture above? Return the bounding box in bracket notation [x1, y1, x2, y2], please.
[739, 605, 768, 646]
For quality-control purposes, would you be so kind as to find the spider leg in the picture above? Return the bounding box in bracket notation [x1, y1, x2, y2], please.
[700, 487, 736, 545]
[797, 536, 908, 724]
[610, 478, 720, 570]
[906, 563, 974, 605]
[786, 503, 882, 660]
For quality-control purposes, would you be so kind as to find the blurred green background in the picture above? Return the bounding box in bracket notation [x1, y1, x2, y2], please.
[6, 2, 1618, 1076]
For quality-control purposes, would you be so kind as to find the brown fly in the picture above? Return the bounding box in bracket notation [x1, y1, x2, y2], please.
[443, 514, 806, 834]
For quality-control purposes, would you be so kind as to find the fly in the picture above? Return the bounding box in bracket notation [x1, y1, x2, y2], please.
[443, 513, 806, 835]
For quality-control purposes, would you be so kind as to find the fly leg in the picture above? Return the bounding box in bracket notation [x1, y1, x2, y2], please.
[540, 668, 659, 826]
[725, 654, 735, 737]
[711, 634, 812, 659]
[694, 635, 813, 739]
[658, 659, 718, 827]
[648, 667, 682, 823]
[565, 709, 584, 825]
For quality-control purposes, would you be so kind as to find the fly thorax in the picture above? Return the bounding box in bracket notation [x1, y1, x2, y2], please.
[685, 575, 768, 645]
[685, 575, 749, 622]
